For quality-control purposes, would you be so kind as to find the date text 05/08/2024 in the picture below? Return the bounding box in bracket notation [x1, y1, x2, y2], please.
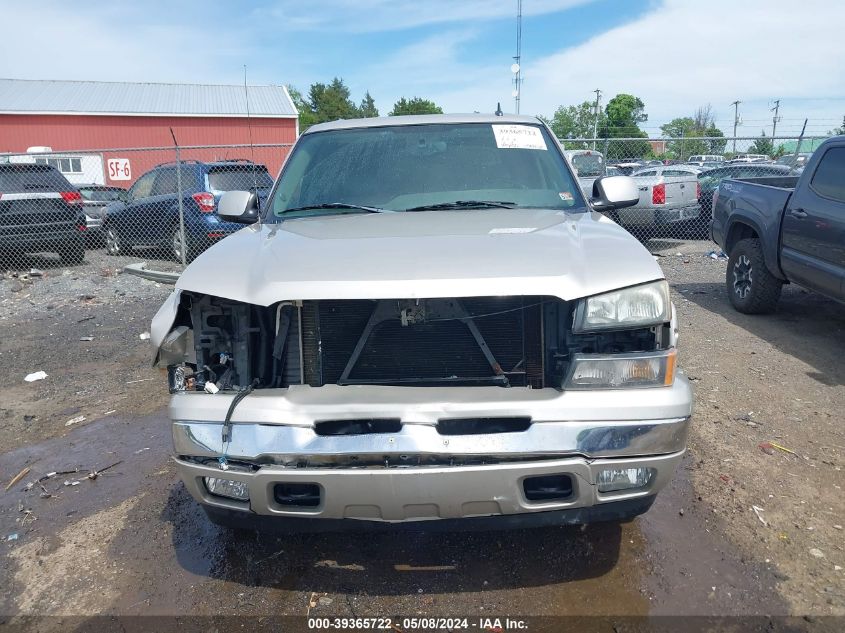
[307, 617, 529, 631]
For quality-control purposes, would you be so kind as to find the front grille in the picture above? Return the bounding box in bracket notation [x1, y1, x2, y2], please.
[301, 297, 546, 388]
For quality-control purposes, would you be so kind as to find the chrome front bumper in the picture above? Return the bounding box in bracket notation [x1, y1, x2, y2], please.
[176, 451, 683, 522]
[171, 376, 692, 523]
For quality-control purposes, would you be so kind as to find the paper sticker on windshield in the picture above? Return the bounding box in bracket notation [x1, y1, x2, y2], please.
[492, 125, 547, 150]
[559, 191, 573, 201]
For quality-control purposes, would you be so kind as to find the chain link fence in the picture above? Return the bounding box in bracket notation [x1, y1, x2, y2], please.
[0, 143, 292, 275]
[557, 135, 827, 244]
[0, 134, 830, 277]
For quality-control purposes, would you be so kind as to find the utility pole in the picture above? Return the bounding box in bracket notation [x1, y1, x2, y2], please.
[512, 0, 523, 114]
[592, 88, 602, 150]
[731, 100, 741, 153]
[771, 99, 781, 138]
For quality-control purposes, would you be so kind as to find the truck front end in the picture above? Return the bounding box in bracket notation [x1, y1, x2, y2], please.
[150, 115, 692, 530]
[154, 280, 690, 530]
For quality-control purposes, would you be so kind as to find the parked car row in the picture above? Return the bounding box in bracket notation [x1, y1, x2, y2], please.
[0, 159, 273, 266]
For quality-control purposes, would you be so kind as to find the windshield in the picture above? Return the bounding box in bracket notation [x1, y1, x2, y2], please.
[570, 153, 604, 177]
[268, 122, 585, 220]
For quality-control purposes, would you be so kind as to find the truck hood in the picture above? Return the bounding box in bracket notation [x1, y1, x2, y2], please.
[176, 208, 663, 304]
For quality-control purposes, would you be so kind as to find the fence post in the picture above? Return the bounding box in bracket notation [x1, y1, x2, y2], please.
[170, 128, 187, 267]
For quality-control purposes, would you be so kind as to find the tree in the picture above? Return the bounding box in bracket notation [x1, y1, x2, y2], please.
[660, 117, 707, 161]
[599, 94, 651, 159]
[290, 78, 373, 131]
[308, 77, 359, 123]
[389, 97, 443, 116]
[287, 85, 317, 130]
[658, 105, 727, 160]
[693, 104, 715, 131]
[541, 101, 604, 148]
[827, 115, 845, 136]
[601, 94, 647, 137]
[749, 130, 774, 156]
[358, 91, 379, 118]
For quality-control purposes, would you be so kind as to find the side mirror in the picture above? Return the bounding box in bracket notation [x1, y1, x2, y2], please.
[590, 176, 639, 211]
[218, 190, 259, 224]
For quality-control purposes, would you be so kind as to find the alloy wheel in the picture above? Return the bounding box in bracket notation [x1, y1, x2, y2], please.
[105, 228, 121, 256]
[732, 254, 753, 299]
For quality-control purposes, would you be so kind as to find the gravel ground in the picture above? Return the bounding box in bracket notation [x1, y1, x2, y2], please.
[0, 240, 842, 626]
[0, 249, 175, 451]
[653, 239, 845, 616]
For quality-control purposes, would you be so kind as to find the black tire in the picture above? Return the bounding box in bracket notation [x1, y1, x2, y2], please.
[726, 238, 782, 314]
[59, 241, 85, 266]
[104, 225, 125, 256]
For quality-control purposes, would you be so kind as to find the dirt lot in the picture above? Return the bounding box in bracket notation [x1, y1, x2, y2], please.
[0, 244, 842, 629]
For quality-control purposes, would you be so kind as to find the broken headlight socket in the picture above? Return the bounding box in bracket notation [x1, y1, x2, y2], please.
[597, 467, 656, 493]
[204, 477, 250, 501]
[167, 364, 195, 393]
[573, 280, 671, 332]
[563, 349, 677, 389]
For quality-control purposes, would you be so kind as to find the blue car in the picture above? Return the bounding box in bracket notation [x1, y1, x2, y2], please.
[103, 160, 273, 262]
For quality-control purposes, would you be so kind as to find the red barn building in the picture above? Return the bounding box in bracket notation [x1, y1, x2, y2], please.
[0, 79, 298, 185]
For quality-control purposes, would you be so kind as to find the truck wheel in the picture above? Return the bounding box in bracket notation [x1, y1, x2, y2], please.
[726, 238, 782, 314]
[59, 241, 85, 266]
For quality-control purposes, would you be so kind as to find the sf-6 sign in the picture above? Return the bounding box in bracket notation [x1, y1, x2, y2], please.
[107, 158, 132, 181]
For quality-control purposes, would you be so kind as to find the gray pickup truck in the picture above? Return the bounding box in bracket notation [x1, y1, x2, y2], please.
[712, 136, 844, 313]
[151, 114, 692, 532]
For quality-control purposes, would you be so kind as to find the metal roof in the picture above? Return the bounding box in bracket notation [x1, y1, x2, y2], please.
[0, 79, 297, 118]
[305, 113, 544, 134]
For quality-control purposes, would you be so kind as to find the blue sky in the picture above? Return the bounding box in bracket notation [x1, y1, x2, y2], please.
[2, 0, 844, 136]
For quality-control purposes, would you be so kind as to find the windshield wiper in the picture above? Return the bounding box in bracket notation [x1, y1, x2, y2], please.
[403, 200, 518, 212]
[280, 202, 389, 215]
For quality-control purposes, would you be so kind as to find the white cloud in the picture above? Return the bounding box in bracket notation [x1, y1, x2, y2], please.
[517, 0, 845, 133]
[359, 0, 845, 135]
[257, 0, 593, 33]
[0, 2, 260, 85]
[2, 0, 843, 137]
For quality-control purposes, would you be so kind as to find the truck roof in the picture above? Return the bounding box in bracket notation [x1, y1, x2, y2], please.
[304, 113, 544, 134]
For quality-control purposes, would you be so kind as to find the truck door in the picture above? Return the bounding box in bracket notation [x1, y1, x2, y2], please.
[781, 145, 845, 300]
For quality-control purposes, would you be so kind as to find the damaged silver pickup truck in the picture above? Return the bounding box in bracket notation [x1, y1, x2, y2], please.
[151, 114, 692, 531]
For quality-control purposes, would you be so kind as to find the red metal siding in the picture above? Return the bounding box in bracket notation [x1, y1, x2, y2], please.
[0, 114, 296, 184]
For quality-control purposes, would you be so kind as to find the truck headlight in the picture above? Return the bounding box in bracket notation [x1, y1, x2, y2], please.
[573, 280, 671, 332]
[564, 349, 677, 389]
